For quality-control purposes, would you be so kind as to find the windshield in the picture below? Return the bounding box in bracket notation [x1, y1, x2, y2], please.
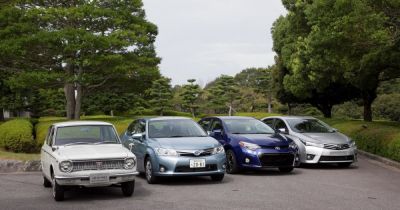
[287, 119, 334, 133]
[224, 119, 275, 134]
[148, 119, 207, 138]
[55, 125, 119, 146]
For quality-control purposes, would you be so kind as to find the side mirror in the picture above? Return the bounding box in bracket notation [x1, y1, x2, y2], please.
[51, 146, 58, 152]
[212, 129, 222, 136]
[331, 128, 338, 132]
[132, 133, 144, 141]
[276, 128, 288, 134]
[128, 143, 135, 151]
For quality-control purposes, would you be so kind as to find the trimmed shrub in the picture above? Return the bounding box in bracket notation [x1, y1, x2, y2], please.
[0, 119, 37, 153]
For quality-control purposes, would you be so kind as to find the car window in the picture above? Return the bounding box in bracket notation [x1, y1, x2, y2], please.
[46, 126, 54, 146]
[199, 119, 212, 131]
[210, 120, 223, 132]
[148, 119, 207, 138]
[54, 125, 119, 146]
[286, 119, 334, 133]
[224, 119, 275, 134]
[134, 120, 146, 134]
[127, 121, 136, 134]
[263, 118, 275, 128]
[275, 119, 288, 132]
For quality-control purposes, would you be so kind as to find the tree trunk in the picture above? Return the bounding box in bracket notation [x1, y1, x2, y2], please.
[0, 108, 4, 121]
[267, 94, 272, 113]
[362, 91, 376, 122]
[228, 105, 232, 116]
[288, 103, 292, 115]
[190, 107, 195, 118]
[315, 103, 332, 118]
[64, 83, 75, 120]
[74, 83, 82, 120]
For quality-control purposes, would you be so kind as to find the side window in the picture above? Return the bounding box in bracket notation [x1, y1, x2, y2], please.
[263, 118, 275, 128]
[138, 120, 146, 134]
[199, 119, 211, 132]
[127, 121, 136, 134]
[275, 119, 288, 133]
[210, 120, 223, 132]
[46, 127, 54, 146]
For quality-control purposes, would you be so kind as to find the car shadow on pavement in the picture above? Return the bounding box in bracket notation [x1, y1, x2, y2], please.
[61, 181, 152, 202]
[298, 163, 359, 170]
[136, 173, 233, 186]
[238, 169, 302, 176]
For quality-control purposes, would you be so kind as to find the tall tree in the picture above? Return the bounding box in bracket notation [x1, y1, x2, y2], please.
[0, 0, 160, 119]
[180, 79, 202, 118]
[207, 75, 239, 116]
[147, 77, 173, 116]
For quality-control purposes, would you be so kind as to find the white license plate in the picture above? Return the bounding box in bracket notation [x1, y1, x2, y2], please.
[189, 159, 206, 168]
[89, 174, 109, 184]
[329, 151, 348, 156]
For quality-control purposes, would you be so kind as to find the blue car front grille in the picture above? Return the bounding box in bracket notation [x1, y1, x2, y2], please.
[258, 153, 294, 167]
[177, 148, 214, 157]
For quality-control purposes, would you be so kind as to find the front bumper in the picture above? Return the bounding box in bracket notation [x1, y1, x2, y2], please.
[55, 170, 139, 187]
[303, 146, 357, 164]
[238, 148, 298, 169]
[153, 153, 226, 176]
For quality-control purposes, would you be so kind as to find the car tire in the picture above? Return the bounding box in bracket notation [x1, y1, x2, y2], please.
[145, 158, 158, 184]
[43, 176, 52, 188]
[226, 149, 240, 174]
[337, 162, 352, 168]
[210, 174, 224, 182]
[121, 181, 135, 197]
[279, 167, 294, 173]
[51, 174, 64, 201]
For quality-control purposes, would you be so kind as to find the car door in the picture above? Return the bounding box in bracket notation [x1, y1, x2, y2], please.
[41, 126, 55, 177]
[121, 121, 135, 149]
[209, 119, 225, 145]
[131, 120, 147, 171]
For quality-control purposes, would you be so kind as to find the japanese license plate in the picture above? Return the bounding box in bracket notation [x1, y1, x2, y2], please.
[90, 173, 109, 184]
[189, 159, 206, 168]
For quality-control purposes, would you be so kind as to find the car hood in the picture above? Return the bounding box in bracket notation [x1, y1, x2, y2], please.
[56, 144, 131, 160]
[295, 132, 350, 144]
[231, 134, 289, 146]
[151, 137, 220, 150]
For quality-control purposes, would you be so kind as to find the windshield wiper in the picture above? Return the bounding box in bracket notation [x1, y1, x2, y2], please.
[93, 141, 118, 145]
[63, 142, 92, 146]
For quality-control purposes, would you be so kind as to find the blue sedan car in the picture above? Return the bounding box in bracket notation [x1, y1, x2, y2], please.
[121, 117, 226, 184]
[199, 116, 299, 173]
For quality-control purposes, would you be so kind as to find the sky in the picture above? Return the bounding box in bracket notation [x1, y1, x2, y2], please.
[142, 0, 287, 86]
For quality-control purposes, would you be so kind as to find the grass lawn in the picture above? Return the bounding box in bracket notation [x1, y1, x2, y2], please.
[0, 148, 40, 161]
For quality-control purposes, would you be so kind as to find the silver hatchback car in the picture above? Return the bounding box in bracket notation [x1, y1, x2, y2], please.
[261, 116, 357, 167]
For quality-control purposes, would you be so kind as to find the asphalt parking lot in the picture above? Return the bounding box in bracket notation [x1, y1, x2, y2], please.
[0, 156, 399, 210]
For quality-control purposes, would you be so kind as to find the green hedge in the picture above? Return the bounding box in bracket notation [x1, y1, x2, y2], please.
[0, 119, 37, 153]
[324, 119, 400, 162]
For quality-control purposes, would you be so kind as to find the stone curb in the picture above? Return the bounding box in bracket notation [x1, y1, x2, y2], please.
[0, 160, 41, 173]
[358, 150, 400, 170]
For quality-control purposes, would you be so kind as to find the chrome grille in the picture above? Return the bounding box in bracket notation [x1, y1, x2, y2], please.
[72, 159, 125, 172]
[323, 143, 350, 150]
[178, 148, 214, 157]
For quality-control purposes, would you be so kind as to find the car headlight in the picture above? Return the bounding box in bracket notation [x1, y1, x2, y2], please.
[299, 139, 324, 148]
[59, 161, 73, 173]
[349, 140, 356, 147]
[239, 141, 260, 151]
[212, 145, 225, 154]
[155, 148, 178, 156]
[124, 158, 136, 169]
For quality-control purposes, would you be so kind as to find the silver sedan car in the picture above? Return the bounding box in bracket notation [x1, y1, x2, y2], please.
[261, 116, 357, 167]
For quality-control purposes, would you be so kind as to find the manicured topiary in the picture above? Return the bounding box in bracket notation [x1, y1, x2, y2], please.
[0, 119, 37, 153]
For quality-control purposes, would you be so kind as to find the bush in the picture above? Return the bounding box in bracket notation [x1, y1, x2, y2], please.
[373, 94, 400, 122]
[163, 110, 192, 117]
[0, 119, 37, 153]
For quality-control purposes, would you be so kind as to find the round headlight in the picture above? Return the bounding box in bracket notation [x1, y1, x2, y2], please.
[59, 161, 73, 173]
[124, 158, 136, 169]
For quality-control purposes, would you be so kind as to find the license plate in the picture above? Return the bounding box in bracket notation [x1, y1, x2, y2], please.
[189, 159, 206, 168]
[330, 151, 347, 156]
[90, 174, 109, 184]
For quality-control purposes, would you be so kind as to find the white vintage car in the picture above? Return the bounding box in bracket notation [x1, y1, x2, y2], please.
[41, 121, 138, 201]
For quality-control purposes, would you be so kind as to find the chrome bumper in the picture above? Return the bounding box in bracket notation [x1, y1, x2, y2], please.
[55, 172, 139, 187]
